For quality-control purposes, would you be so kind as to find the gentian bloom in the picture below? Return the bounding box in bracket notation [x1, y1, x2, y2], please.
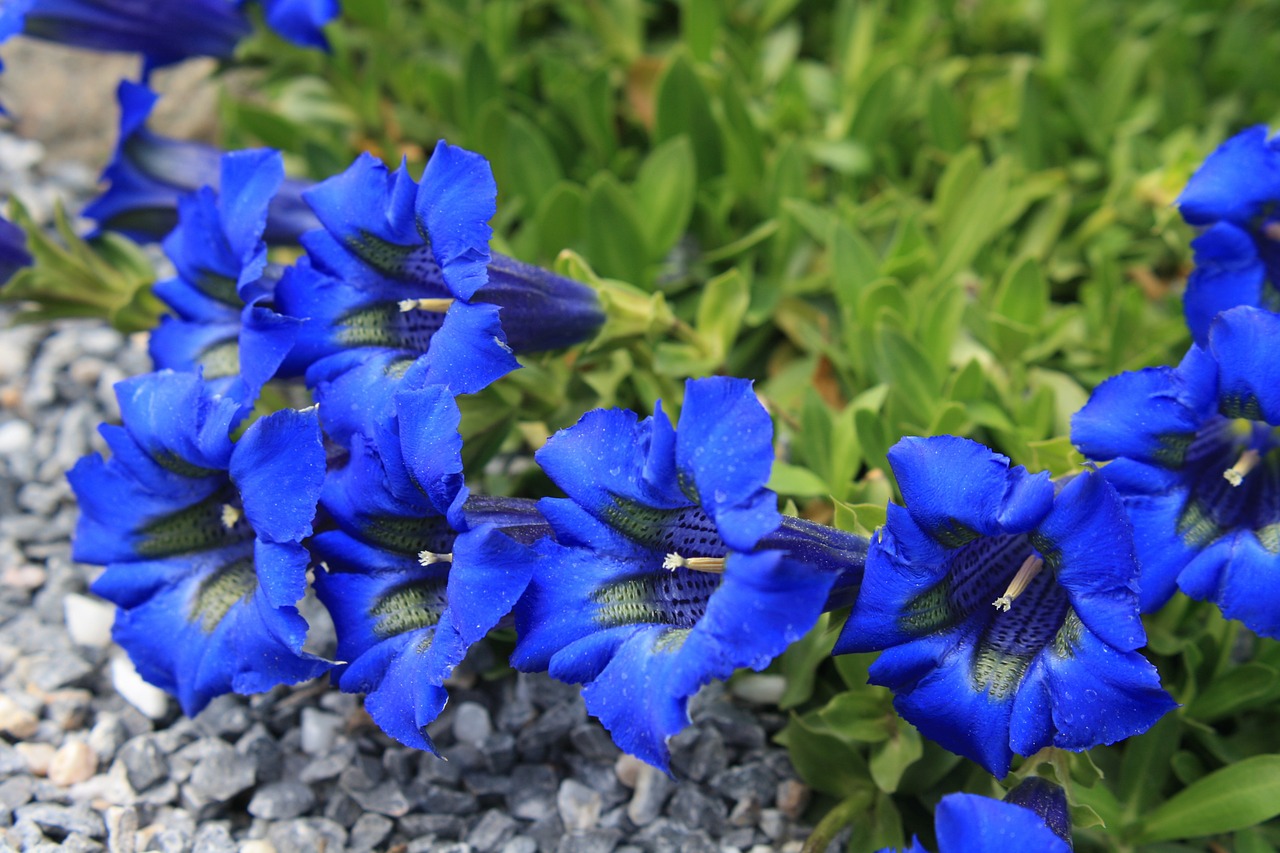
[885, 781, 1071, 853]
[312, 378, 541, 752]
[512, 377, 867, 771]
[274, 145, 602, 443]
[833, 435, 1174, 778]
[0, 213, 32, 284]
[1176, 127, 1280, 344]
[67, 371, 330, 715]
[1073, 305, 1280, 636]
[83, 82, 318, 244]
[148, 148, 300, 406]
[0, 0, 335, 71]
[0, 0, 250, 71]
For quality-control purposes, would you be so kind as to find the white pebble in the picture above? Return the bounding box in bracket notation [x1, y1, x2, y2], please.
[111, 653, 169, 719]
[0, 420, 34, 455]
[64, 593, 116, 648]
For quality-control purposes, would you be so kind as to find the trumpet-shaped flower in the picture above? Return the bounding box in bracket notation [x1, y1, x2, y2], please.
[0, 213, 31, 283]
[0, 0, 335, 71]
[148, 148, 300, 406]
[512, 377, 867, 771]
[1176, 127, 1280, 344]
[885, 781, 1071, 853]
[1073, 305, 1280, 636]
[67, 371, 330, 715]
[834, 435, 1174, 778]
[272, 145, 601, 443]
[83, 82, 318, 245]
[312, 380, 540, 752]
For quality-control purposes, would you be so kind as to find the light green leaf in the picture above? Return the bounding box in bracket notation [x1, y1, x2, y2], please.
[634, 136, 697, 260]
[1139, 755, 1280, 843]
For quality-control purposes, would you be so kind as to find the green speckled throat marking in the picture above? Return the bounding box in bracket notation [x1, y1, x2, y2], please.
[345, 230, 443, 283]
[1176, 499, 1223, 548]
[194, 271, 241, 307]
[1257, 522, 1280, 555]
[932, 520, 980, 549]
[1152, 432, 1193, 468]
[1220, 392, 1264, 421]
[652, 628, 691, 654]
[592, 570, 720, 629]
[196, 339, 240, 380]
[153, 452, 221, 480]
[190, 558, 257, 632]
[603, 497, 728, 557]
[370, 579, 448, 639]
[971, 646, 1032, 700]
[901, 581, 956, 635]
[137, 491, 252, 558]
[360, 515, 456, 557]
[1051, 610, 1083, 658]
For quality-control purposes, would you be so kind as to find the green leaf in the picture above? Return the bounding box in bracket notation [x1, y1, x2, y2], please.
[633, 136, 697, 261]
[873, 325, 940, 429]
[653, 52, 722, 179]
[1138, 755, 1280, 843]
[694, 268, 750, 362]
[775, 613, 838, 710]
[499, 112, 564, 206]
[679, 0, 720, 61]
[776, 712, 871, 799]
[583, 173, 649, 283]
[530, 181, 587, 260]
[767, 462, 831, 497]
[1185, 663, 1280, 722]
[869, 724, 923, 793]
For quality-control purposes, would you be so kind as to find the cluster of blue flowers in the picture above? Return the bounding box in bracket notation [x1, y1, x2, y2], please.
[5, 12, 1278, 845]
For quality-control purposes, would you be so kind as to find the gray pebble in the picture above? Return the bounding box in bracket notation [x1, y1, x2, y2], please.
[626, 764, 674, 827]
[557, 779, 602, 833]
[348, 812, 393, 851]
[247, 782, 316, 820]
[466, 809, 518, 853]
[15, 802, 105, 838]
[116, 737, 167, 793]
[453, 701, 493, 747]
[299, 707, 343, 755]
[265, 817, 346, 853]
[500, 838, 538, 853]
[191, 822, 236, 853]
[347, 781, 411, 817]
[189, 745, 257, 802]
[398, 812, 465, 839]
[557, 828, 622, 853]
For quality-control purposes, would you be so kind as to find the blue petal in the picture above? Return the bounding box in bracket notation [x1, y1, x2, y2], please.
[229, 406, 325, 543]
[1183, 222, 1268, 346]
[410, 301, 520, 395]
[1072, 366, 1206, 468]
[1180, 531, 1280, 638]
[1177, 126, 1280, 226]
[536, 407, 688, 527]
[833, 506, 949, 654]
[393, 382, 467, 525]
[252, 538, 310, 612]
[416, 141, 496, 300]
[302, 154, 420, 274]
[307, 349, 411, 448]
[236, 304, 301, 400]
[510, 530, 648, 674]
[1207, 306, 1280, 423]
[114, 371, 239, 472]
[673, 377, 780, 551]
[868, 623, 1018, 777]
[889, 436, 1054, 542]
[94, 546, 328, 716]
[1037, 471, 1145, 651]
[257, 0, 338, 49]
[436, 526, 536, 648]
[932, 793, 1070, 853]
[147, 316, 240, 384]
[1035, 620, 1176, 752]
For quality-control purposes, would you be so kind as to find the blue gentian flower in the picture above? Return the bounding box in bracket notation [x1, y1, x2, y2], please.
[834, 435, 1174, 778]
[0, 0, 335, 71]
[0, 0, 250, 72]
[311, 379, 540, 752]
[148, 148, 300, 406]
[83, 82, 318, 245]
[255, 0, 338, 49]
[67, 370, 330, 715]
[1073, 305, 1280, 636]
[511, 377, 868, 771]
[273, 145, 602, 443]
[884, 784, 1071, 853]
[1176, 127, 1280, 344]
[0, 213, 32, 284]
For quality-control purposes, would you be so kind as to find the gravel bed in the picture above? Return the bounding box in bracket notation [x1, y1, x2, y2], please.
[0, 133, 822, 852]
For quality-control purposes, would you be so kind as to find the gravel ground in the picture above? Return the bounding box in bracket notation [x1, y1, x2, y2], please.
[0, 132, 824, 853]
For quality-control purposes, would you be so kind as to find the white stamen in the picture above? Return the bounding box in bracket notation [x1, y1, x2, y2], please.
[993, 554, 1045, 611]
[417, 550, 454, 566]
[220, 504, 241, 529]
[663, 553, 726, 574]
[1224, 448, 1261, 487]
[398, 297, 454, 313]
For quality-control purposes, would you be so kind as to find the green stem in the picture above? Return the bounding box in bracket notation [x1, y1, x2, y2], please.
[801, 790, 875, 853]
